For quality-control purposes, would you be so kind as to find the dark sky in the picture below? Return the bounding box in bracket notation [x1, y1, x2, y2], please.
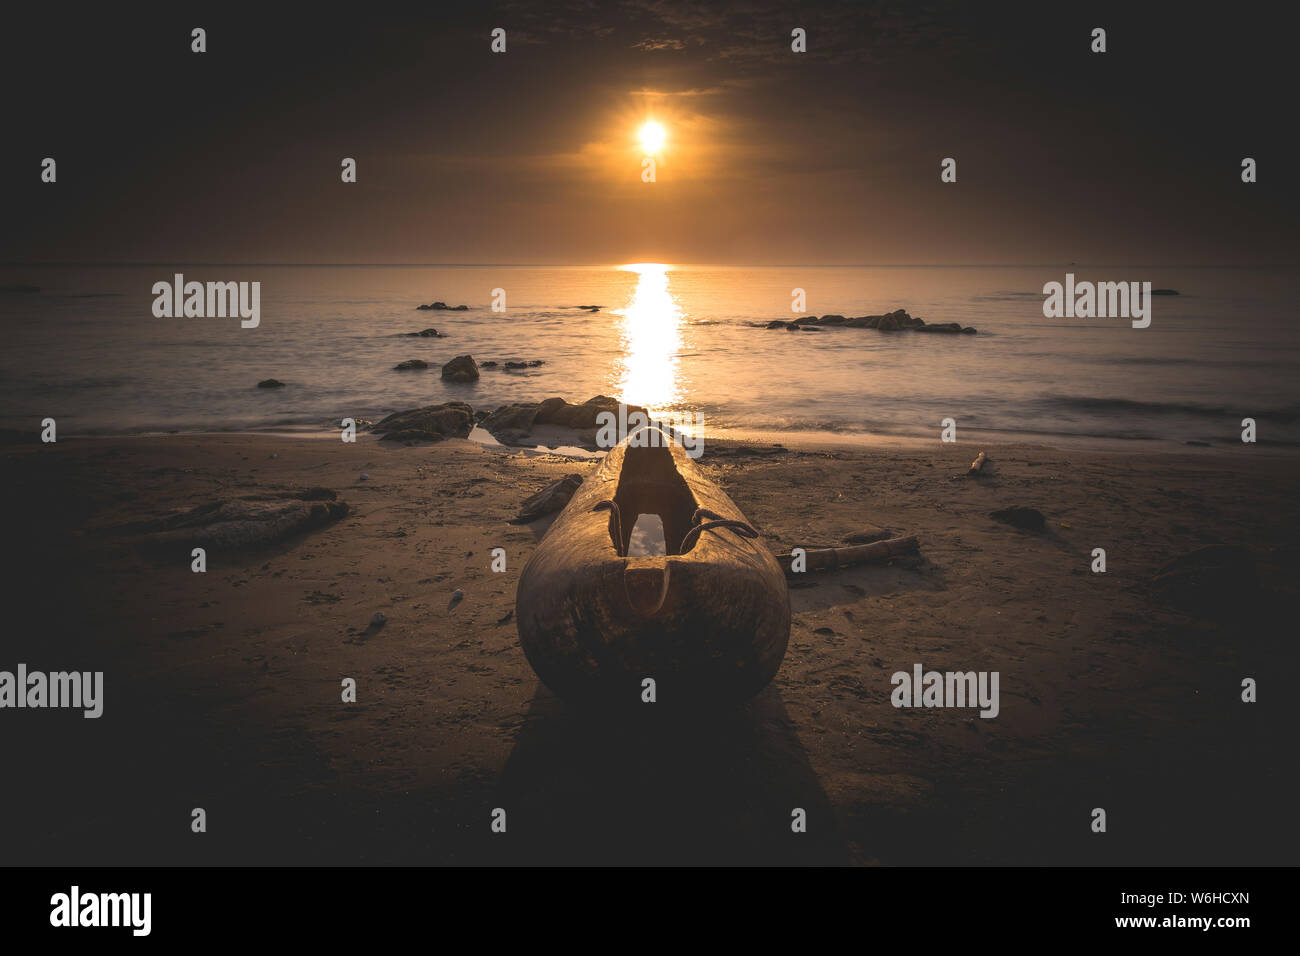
[3, 1, 1295, 265]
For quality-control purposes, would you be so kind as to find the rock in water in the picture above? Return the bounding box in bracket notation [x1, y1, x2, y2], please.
[511, 473, 584, 523]
[257, 379, 286, 388]
[372, 401, 474, 443]
[393, 359, 429, 371]
[440, 354, 480, 382]
[990, 506, 1046, 532]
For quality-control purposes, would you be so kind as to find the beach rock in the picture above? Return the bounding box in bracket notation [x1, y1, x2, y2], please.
[577, 305, 602, 311]
[990, 506, 1046, 532]
[449, 589, 464, 610]
[1150, 545, 1257, 616]
[402, 327, 443, 337]
[538, 394, 642, 430]
[914, 322, 964, 334]
[878, 314, 901, 331]
[766, 320, 792, 329]
[480, 403, 542, 443]
[370, 612, 386, 627]
[257, 379, 286, 388]
[504, 360, 545, 369]
[961, 327, 978, 334]
[792, 315, 821, 325]
[511, 473, 585, 523]
[440, 354, 480, 382]
[296, 487, 337, 501]
[393, 359, 429, 371]
[372, 401, 474, 443]
[126, 494, 349, 555]
[818, 314, 847, 324]
[416, 301, 468, 311]
[843, 527, 894, 544]
[480, 361, 498, 368]
[481, 395, 648, 447]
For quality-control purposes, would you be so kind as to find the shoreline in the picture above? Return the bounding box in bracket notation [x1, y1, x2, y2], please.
[11, 422, 1295, 458]
[4, 429, 1296, 864]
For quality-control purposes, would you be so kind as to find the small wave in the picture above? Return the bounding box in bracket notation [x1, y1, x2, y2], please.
[1043, 394, 1300, 423]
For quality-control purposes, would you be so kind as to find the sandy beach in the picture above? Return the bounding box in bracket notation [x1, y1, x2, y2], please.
[5, 431, 1295, 866]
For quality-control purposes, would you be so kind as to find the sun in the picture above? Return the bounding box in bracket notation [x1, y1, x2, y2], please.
[638, 120, 666, 154]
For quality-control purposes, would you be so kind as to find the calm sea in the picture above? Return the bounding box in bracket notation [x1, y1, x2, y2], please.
[1, 264, 1296, 449]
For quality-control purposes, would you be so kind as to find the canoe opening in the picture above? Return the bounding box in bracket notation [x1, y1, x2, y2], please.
[610, 442, 698, 556]
[627, 513, 668, 556]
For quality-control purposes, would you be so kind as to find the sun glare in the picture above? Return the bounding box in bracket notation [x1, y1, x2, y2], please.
[638, 120, 667, 154]
[612, 263, 683, 412]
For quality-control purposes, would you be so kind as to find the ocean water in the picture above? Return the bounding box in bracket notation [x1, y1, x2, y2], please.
[1, 264, 1297, 448]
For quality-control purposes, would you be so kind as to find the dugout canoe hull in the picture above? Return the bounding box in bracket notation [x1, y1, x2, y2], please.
[515, 428, 791, 707]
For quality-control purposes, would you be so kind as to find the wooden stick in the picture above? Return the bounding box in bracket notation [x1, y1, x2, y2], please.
[775, 535, 919, 575]
[968, 451, 987, 474]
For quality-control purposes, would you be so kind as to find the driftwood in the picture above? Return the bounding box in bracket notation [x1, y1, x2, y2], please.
[776, 535, 919, 575]
[968, 451, 988, 475]
[120, 492, 349, 557]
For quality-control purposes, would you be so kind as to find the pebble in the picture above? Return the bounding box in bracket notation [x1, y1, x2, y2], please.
[371, 612, 386, 626]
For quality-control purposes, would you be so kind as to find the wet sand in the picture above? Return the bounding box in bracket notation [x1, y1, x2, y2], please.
[3, 433, 1296, 865]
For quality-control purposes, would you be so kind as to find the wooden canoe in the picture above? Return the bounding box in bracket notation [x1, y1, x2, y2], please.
[516, 426, 791, 706]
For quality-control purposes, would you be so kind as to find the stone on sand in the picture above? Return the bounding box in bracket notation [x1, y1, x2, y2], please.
[511, 473, 584, 523]
[372, 401, 474, 443]
[990, 506, 1046, 532]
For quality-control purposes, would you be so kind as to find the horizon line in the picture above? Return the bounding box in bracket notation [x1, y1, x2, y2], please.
[3, 261, 1295, 270]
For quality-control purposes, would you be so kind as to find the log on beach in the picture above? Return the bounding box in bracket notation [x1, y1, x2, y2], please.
[776, 535, 919, 575]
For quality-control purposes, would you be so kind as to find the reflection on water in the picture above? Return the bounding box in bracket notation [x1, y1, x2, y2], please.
[612, 263, 683, 413]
